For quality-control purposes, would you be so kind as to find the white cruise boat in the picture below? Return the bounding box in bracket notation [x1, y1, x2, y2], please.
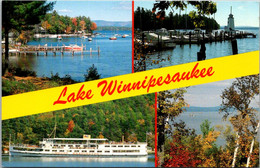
[9, 135, 148, 157]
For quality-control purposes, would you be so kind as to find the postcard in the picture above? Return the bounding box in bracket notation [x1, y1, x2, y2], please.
[1, 1, 259, 167]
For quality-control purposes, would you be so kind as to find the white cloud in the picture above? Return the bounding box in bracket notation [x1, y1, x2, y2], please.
[58, 9, 73, 13]
[112, 1, 131, 10]
[237, 6, 245, 11]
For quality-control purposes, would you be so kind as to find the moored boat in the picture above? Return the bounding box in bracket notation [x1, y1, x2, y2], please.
[109, 36, 117, 40]
[122, 34, 129, 38]
[49, 35, 57, 38]
[57, 35, 62, 40]
[63, 45, 83, 51]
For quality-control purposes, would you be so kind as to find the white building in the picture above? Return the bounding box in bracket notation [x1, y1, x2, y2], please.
[224, 7, 235, 32]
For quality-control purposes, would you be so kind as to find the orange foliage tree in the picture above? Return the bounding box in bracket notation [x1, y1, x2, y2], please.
[90, 22, 97, 31]
[80, 20, 86, 31]
[68, 120, 75, 132]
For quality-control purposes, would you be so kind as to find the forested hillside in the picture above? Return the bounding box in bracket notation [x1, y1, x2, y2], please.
[2, 94, 155, 147]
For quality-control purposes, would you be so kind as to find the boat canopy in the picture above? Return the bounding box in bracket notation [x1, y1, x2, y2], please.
[44, 138, 108, 141]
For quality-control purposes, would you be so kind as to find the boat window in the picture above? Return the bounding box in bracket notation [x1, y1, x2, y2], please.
[105, 151, 110, 153]
[105, 145, 110, 147]
[124, 145, 130, 147]
[131, 145, 136, 147]
[68, 150, 72, 152]
[138, 145, 140, 147]
[52, 150, 57, 152]
[118, 145, 123, 147]
[76, 145, 80, 147]
[60, 150, 64, 152]
[82, 150, 87, 152]
[112, 145, 116, 147]
[97, 150, 102, 153]
[45, 150, 50, 152]
[74, 150, 79, 152]
[90, 150, 94, 153]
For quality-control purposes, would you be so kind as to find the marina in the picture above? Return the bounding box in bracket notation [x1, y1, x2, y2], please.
[8, 30, 132, 81]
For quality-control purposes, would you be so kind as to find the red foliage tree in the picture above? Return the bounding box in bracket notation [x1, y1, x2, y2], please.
[162, 136, 201, 167]
[72, 18, 77, 26]
[68, 120, 75, 132]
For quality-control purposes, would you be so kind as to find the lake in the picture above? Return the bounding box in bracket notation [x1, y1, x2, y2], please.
[146, 28, 259, 70]
[174, 107, 259, 146]
[174, 110, 231, 146]
[2, 155, 155, 167]
[9, 30, 132, 81]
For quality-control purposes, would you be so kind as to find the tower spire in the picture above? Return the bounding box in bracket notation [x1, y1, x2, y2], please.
[231, 6, 232, 14]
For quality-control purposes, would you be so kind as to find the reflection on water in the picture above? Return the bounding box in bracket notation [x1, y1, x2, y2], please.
[8, 30, 132, 81]
[147, 28, 259, 70]
[2, 155, 155, 167]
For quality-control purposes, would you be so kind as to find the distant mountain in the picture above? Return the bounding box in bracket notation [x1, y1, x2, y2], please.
[186, 106, 221, 112]
[93, 20, 132, 27]
[220, 26, 259, 29]
[186, 106, 259, 112]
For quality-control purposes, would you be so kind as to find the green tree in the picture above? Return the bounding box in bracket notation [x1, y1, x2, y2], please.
[152, 1, 217, 28]
[2, 1, 54, 73]
[84, 64, 101, 81]
[200, 119, 214, 138]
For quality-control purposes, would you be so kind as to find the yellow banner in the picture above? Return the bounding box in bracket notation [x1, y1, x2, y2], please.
[2, 51, 259, 120]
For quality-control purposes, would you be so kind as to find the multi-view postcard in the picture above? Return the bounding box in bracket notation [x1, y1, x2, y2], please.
[1, 1, 259, 168]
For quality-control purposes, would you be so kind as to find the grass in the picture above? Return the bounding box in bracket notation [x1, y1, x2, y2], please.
[2, 79, 38, 96]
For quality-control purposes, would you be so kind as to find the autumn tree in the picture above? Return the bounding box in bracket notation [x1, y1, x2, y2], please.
[162, 121, 201, 167]
[220, 75, 259, 167]
[72, 18, 78, 33]
[2, 1, 54, 73]
[162, 135, 201, 167]
[90, 22, 97, 31]
[157, 89, 187, 153]
[80, 20, 86, 31]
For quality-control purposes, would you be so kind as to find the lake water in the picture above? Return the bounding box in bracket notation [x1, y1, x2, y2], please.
[9, 30, 132, 81]
[175, 107, 259, 146]
[2, 155, 155, 167]
[174, 110, 231, 146]
[146, 28, 259, 69]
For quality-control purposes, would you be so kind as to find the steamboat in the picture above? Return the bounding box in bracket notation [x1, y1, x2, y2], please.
[9, 135, 148, 157]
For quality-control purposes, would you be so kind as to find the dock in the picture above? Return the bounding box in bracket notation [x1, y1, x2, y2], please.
[4, 44, 101, 56]
[137, 30, 257, 47]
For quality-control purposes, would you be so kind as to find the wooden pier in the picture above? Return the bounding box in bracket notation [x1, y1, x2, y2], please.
[4, 44, 101, 56]
[140, 30, 257, 46]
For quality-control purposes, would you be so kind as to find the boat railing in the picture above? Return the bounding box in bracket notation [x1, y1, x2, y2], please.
[51, 146, 96, 150]
[11, 144, 40, 148]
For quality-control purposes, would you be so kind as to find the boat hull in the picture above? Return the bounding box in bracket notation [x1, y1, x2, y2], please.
[10, 151, 148, 157]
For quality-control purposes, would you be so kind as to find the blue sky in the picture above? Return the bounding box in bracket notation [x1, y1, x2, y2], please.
[183, 79, 259, 107]
[49, 1, 132, 21]
[135, 1, 259, 27]
[48, 1, 258, 26]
